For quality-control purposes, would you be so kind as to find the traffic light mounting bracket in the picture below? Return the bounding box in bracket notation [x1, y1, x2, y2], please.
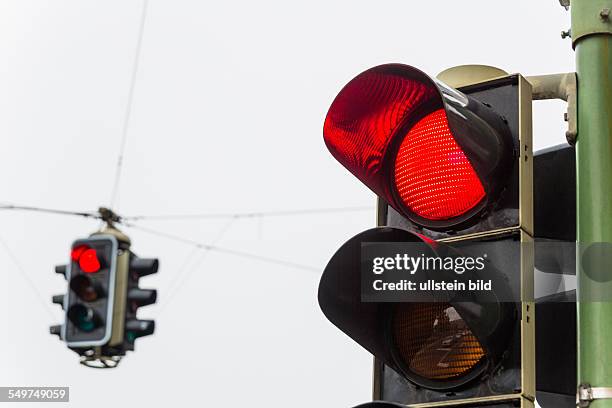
[437, 65, 576, 146]
[577, 383, 612, 408]
[525, 73, 577, 145]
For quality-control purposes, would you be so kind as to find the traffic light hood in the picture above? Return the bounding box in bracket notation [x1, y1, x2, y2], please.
[353, 403, 406, 408]
[323, 64, 514, 229]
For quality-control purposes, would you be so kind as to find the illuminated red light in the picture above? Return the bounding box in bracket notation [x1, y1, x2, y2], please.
[394, 109, 485, 220]
[323, 64, 493, 226]
[72, 246, 101, 273]
[79, 249, 101, 273]
[71, 245, 88, 262]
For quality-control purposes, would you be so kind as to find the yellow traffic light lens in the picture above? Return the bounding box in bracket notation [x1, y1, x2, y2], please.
[391, 303, 485, 382]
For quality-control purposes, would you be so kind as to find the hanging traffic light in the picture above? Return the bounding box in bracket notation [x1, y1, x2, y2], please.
[50, 227, 158, 367]
[124, 254, 157, 345]
[319, 64, 535, 407]
[60, 235, 118, 347]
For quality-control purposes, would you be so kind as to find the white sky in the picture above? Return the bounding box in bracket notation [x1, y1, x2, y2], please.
[0, 1, 573, 407]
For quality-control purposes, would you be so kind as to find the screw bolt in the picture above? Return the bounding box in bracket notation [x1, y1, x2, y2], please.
[561, 29, 571, 39]
[601, 8, 611, 20]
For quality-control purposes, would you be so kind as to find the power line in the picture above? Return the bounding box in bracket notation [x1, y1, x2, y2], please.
[123, 206, 374, 221]
[0, 202, 374, 224]
[0, 204, 98, 219]
[123, 222, 319, 272]
[158, 217, 236, 314]
[109, 0, 149, 209]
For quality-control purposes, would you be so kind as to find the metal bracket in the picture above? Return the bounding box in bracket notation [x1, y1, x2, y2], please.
[560, 0, 570, 11]
[571, 0, 612, 47]
[98, 207, 122, 226]
[577, 383, 612, 407]
[79, 348, 122, 369]
[526, 72, 578, 145]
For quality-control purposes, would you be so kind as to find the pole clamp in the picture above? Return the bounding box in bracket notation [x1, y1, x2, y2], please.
[577, 383, 612, 407]
[526, 72, 577, 145]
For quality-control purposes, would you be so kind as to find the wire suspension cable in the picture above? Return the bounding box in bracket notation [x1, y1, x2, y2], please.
[124, 222, 319, 272]
[123, 205, 374, 221]
[159, 217, 236, 314]
[109, 0, 149, 209]
[0, 204, 99, 219]
[0, 203, 373, 224]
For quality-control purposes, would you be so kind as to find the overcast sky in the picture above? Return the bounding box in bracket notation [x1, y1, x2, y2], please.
[0, 1, 573, 407]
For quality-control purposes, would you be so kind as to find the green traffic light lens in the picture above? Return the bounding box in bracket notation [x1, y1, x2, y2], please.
[67, 304, 99, 332]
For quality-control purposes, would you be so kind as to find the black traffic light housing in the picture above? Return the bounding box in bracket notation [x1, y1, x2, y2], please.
[319, 227, 519, 392]
[533, 144, 577, 408]
[319, 65, 535, 407]
[124, 254, 158, 345]
[62, 235, 118, 347]
[51, 227, 158, 367]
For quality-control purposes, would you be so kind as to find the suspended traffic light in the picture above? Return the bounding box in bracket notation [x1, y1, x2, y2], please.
[61, 235, 118, 347]
[50, 227, 158, 367]
[123, 253, 157, 346]
[319, 64, 535, 407]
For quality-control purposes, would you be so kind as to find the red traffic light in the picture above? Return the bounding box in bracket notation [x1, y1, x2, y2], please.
[394, 109, 485, 220]
[71, 245, 101, 273]
[324, 64, 513, 229]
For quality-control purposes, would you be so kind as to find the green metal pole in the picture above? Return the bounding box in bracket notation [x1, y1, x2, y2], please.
[573, 0, 612, 405]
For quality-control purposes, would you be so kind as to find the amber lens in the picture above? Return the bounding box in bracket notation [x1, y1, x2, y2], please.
[391, 303, 485, 381]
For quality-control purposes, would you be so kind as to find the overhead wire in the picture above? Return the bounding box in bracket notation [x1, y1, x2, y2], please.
[0, 202, 367, 275]
[109, 0, 149, 209]
[123, 221, 319, 272]
[158, 217, 237, 314]
[122, 205, 374, 221]
[0, 204, 99, 219]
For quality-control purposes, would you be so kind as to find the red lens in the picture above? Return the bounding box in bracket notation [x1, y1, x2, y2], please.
[78, 249, 101, 273]
[71, 245, 88, 262]
[394, 109, 485, 220]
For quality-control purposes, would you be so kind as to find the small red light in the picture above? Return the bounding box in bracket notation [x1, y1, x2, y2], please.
[78, 249, 101, 273]
[394, 109, 485, 220]
[71, 245, 88, 262]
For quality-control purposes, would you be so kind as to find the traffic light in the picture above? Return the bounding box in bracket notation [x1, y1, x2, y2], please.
[51, 227, 157, 367]
[319, 64, 535, 407]
[124, 254, 158, 345]
[533, 144, 576, 408]
[60, 235, 118, 347]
